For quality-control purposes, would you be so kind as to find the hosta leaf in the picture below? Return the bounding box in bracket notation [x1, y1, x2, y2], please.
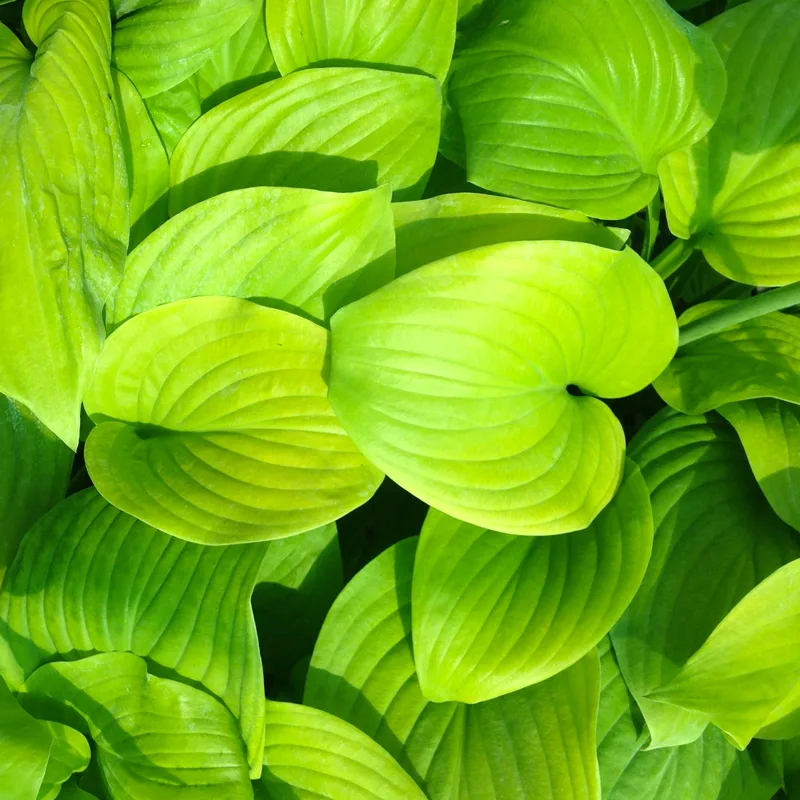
[305, 539, 601, 800]
[718, 399, 800, 531]
[259, 701, 426, 800]
[113, 69, 169, 249]
[445, 0, 725, 219]
[654, 302, 800, 414]
[412, 461, 653, 703]
[169, 67, 441, 212]
[0, 396, 72, 585]
[329, 241, 677, 535]
[253, 524, 343, 688]
[0, 0, 128, 449]
[598, 638, 782, 800]
[37, 721, 92, 800]
[144, 78, 202, 158]
[57, 781, 97, 800]
[112, 0, 253, 97]
[266, 0, 457, 81]
[611, 410, 800, 748]
[0, 489, 267, 772]
[108, 186, 395, 328]
[660, 0, 800, 286]
[23, 653, 253, 800]
[84, 296, 383, 545]
[392, 193, 627, 276]
[649, 559, 800, 748]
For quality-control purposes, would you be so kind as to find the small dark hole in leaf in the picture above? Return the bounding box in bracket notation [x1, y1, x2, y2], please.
[567, 384, 584, 397]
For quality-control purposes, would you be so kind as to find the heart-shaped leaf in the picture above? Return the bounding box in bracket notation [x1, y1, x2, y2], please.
[392, 192, 628, 276]
[112, 0, 254, 97]
[0, 488, 268, 772]
[659, 0, 800, 286]
[84, 296, 383, 544]
[108, 186, 394, 329]
[169, 67, 441, 212]
[329, 241, 677, 535]
[266, 0, 457, 81]
[259, 701, 427, 799]
[412, 461, 653, 703]
[23, 653, 253, 800]
[444, 0, 726, 219]
[718, 399, 800, 531]
[305, 538, 601, 800]
[0, 0, 128, 449]
[653, 302, 800, 414]
[611, 409, 800, 748]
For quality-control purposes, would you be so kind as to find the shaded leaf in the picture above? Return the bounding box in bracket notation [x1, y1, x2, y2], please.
[329, 241, 676, 535]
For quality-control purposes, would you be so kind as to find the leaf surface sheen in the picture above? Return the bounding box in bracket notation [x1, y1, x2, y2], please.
[84, 296, 383, 545]
[305, 539, 601, 800]
[329, 240, 677, 535]
[446, 0, 726, 219]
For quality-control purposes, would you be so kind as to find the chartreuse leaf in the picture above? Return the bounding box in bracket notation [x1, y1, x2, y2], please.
[0, 396, 72, 585]
[112, 0, 253, 97]
[611, 410, 800, 748]
[654, 302, 800, 414]
[253, 524, 343, 687]
[597, 638, 782, 800]
[648, 559, 800, 748]
[37, 721, 92, 800]
[445, 0, 725, 219]
[266, 0, 457, 81]
[23, 653, 253, 800]
[113, 69, 169, 250]
[305, 539, 601, 800]
[84, 297, 381, 544]
[0, 489, 267, 773]
[392, 193, 628, 276]
[660, 0, 800, 286]
[108, 186, 395, 329]
[718, 399, 800, 531]
[0, 0, 128, 449]
[258, 701, 426, 800]
[412, 461, 652, 703]
[145, 78, 202, 158]
[169, 67, 441, 212]
[329, 241, 677, 536]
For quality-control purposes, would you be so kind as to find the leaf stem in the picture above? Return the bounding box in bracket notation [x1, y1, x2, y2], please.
[679, 282, 800, 347]
[651, 237, 695, 280]
[642, 192, 660, 261]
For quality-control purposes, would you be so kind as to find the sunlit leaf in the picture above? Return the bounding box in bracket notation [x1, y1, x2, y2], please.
[84, 296, 383, 545]
[305, 538, 601, 800]
[329, 241, 676, 535]
[412, 461, 652, 703]
[660, 0, 800, 286]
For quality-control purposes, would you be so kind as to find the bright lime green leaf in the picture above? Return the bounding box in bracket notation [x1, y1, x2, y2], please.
[757, 680, 800, 740]
[0, 396, 72, 585]
[113, 69, 169, 250]
[329, 241, 676, 536]
[598, 638, 782, 800]
[112, 0, 253, 97]
[37, 721, 91, 800]
[108, 186, 395, 328]
[253, 524, 343, 687]
[169, 67, 441, 212]
[445, 0, 725, 219]
[23, 653, 253, 800]
[660, 0, 800, 286]
[718, 399, 800, 531]
[648, 559, 800, 748]
[259, 701, 427, 800]
[0, 0, 128, 449]
[654, 302, 800, 414]
[144, 78, 202, 157]
[267, 0, 457, 81]
[412, 461, 653, 703]
[0, 489, 267, 774]
[611, 410, 800, 748]
[392, 192, 628, 276]
[84, 296, 383, 545]
[305, 539, 601, 800]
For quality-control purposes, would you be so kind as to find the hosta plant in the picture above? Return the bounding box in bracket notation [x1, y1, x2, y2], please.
[1, 0, 800, 798]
